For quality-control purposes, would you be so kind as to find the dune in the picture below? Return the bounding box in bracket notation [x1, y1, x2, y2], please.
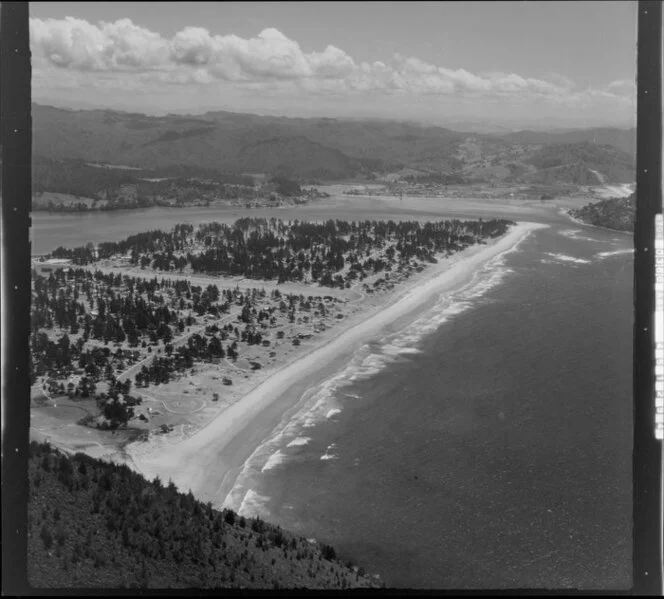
[131, 221, 547, 507]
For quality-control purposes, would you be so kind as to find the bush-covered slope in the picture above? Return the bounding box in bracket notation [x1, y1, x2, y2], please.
[569, 194, 636, 232]
[524, 142, 635, 184]
[500, 127, 636, 156]
[27, 442, 379, 590]
[31, 105, 376, 180]
[30, 104, 635, 184]
[32, 156, 144, 198]
[233, 136, 360, 179]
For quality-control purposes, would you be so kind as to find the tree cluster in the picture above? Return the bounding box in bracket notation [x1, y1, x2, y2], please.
[27, 442, 379, 589]
[30, 267, 200, 387]
[569, 193, 635, 232]
[48, 217, 514, 289]
[32, 156, 260, 212]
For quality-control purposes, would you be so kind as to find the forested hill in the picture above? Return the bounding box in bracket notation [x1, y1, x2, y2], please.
[31, 103, 635, 184]
[31, 104, 393, 180]
[27, 442, 379, 590]
[521, 142, 635, 185]
[498, 127, 636, 156]
[568, 193, 636, 232]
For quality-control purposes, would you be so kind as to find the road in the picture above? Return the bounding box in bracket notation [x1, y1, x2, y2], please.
[116, 311, 238, 383]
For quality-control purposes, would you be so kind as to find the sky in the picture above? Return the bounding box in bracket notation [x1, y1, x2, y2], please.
[28, 1, 638, 129]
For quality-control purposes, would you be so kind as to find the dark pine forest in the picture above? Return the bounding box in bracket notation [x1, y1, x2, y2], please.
[50, 217, 514, 288]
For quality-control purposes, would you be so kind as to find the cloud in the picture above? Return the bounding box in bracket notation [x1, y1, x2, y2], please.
[30, 16, 633, 111]
[170, 27, 358, 82]
[308, 45, 357, 79]
[606, 79, 636, 95]
[30, 17, 170, 70]
[207, 28, 313, 81]
[170, 27, 217, 66]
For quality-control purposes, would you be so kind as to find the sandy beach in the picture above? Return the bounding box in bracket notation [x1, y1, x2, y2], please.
[128, 221, 547, 507]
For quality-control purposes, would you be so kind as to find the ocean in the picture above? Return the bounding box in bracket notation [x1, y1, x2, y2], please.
[223, 222, 633, 589]
[30, 203, 633, 589]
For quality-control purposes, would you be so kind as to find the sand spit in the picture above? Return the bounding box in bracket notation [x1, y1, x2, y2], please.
[129, 222, 547, 505]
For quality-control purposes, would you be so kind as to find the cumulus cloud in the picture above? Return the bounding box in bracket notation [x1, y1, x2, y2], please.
[30, 17, 170, 70]
[30, 16, 631, 108]
[170, 27, 217, 66]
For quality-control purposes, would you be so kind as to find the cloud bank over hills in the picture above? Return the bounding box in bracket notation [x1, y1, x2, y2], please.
[30, 17, 635, 125]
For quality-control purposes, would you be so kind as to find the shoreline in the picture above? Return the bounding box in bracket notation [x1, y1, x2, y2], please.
[128, 221, 547, 507]
[561, 208, 633, 236]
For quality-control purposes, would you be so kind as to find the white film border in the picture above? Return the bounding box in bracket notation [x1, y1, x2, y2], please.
[655, 213, 663, 440]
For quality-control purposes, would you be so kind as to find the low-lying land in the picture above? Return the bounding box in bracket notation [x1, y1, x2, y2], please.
[132, 222, 544, 512]
[30, 216, 513, 467]
[340, 179, 637, 205]
[29, 216, 547, 592]
[30, 263, 349, 460]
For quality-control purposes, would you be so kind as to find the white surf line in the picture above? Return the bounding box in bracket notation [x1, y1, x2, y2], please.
[544, 253, 592, 264]
[595, 249, 634, 259]
[135, 222, 548, 504]
[557, 229, 596, 242]
[286, 436, 311, 447]
[260, 449, 287, 473]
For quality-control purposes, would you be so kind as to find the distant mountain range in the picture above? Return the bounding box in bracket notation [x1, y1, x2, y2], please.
[30, 103, 636, 185]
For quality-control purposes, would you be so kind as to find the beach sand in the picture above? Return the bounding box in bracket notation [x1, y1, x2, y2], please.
[128, 221, 547, 508]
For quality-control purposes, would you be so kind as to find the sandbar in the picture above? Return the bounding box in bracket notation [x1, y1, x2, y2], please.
[129, 221, 547, 507]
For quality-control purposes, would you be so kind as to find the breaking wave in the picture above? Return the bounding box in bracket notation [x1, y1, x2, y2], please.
[544, 253, 592, 265]
[222, 236, 527, 513]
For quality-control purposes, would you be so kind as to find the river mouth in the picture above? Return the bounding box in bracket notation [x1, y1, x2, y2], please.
[30, 191, 579, 256]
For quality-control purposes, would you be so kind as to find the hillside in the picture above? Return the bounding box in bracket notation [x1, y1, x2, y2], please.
[523, 142, 635, 184]
[525, 141, 633, 171]
[499, 127, 636, 156]
[30, 103, 635, 186]
[569, 193, 636, 232]
[31, 104, 384, 180]
[186, 110, 464, 170]
[27, 442, 380, 590]
[25, 156, 317, 211]
[233, 135, 359, 179]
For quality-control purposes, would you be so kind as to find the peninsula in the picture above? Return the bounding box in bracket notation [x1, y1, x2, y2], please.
[30, 217, 543, 510]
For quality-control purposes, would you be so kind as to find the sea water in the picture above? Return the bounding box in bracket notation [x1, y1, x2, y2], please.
[31, 207, 633, 589]
[226, 223, 633, 589]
